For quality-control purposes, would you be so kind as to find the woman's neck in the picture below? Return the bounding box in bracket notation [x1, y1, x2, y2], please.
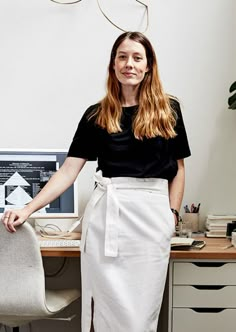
[121, 86, 139, 107]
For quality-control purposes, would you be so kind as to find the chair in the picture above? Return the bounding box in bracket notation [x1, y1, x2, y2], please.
[0, 222, 80, 331]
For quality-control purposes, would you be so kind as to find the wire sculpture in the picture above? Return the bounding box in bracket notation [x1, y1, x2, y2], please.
[49, 0, 82, 4]
[96, 0, 149, 33]
[49, 0, 149, 32]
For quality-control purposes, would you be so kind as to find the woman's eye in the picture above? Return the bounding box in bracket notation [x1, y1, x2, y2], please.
[118, 55, 126, 59]
[134, 56, 142, 61]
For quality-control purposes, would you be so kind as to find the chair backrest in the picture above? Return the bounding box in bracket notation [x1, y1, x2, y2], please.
[0, 222, 48, 318]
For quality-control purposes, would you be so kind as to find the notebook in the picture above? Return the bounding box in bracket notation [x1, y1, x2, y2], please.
[171, 237, 206, 250]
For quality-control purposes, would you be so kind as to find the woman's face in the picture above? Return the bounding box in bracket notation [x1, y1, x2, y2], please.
[113, 38, 149, 88]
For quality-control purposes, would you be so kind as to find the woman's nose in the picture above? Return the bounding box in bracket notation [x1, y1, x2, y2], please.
[126, 57, 133, 68]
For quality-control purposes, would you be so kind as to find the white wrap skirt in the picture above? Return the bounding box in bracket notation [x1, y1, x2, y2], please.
[80, 171, 175, 332]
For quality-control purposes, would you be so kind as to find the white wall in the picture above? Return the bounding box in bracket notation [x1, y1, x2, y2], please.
[1, 0, 236, 228]
[149, 0, 236, 227]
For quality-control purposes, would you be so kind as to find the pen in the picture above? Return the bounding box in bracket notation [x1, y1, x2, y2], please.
[184, 205, 190, 213]
[222, 244, 233, 250]
[196, 203, 201, 213]
[191, 203, 195, 213]
[184, 203, 201, 213]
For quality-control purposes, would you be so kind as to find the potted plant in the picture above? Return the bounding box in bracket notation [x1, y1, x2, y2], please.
[228, 81, 236, 110]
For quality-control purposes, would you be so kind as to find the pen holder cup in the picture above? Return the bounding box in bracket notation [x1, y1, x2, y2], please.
[182, 213, 199, 233]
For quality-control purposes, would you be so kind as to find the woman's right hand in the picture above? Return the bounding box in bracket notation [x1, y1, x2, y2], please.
[1, 207, 31, 233]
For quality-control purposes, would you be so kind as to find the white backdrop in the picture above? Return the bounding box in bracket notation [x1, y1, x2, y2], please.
[1, 0, 236, 229]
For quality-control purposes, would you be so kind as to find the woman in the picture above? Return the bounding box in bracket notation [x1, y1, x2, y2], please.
[2, 31, 190, 331]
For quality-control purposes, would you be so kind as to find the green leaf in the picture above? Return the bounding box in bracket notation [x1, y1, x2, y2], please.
[229, 81, 236, 93]
[228, 92, 236, 107]
[228, 99, 236, 110]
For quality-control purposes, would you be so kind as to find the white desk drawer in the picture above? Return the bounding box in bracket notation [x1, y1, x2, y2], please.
[173, 308, 236, 332]
[173, 262, 236, 285]
[173, 285, 236, 307]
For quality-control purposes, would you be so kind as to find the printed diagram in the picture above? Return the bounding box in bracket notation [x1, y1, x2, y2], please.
[3, 172, 32, 205]
[0, 159, 57, 212]
[0, 171, 47, 212]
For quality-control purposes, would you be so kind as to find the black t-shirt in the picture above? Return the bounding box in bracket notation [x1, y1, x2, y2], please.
[67, 99, 191, 180]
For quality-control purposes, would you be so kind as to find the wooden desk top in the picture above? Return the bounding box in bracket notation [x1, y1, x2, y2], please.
[39, 232, 81, 257]
[170, 237, 236, 260]
[41, 247, 80, 257]
[40, 237, 236, 259]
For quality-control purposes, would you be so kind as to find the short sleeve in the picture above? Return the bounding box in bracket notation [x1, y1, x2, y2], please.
[170, 99, 191, 160]
[67, 104, 99, 161]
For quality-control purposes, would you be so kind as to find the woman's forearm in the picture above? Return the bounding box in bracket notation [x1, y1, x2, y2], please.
[25, 157, 86, 216]
[168, 159, 185, 223]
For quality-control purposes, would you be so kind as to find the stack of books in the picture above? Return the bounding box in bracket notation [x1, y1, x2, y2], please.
[205, 215, 236, 237]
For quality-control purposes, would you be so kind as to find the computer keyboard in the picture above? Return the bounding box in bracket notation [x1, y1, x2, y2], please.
[39, 239, 81, 248]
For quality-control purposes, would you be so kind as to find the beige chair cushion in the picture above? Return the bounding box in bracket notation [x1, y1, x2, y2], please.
[0, 222, 80, 327]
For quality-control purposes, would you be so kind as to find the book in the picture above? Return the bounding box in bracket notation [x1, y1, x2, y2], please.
[171, 237, 206, 250]
[205, 231, 226, 238]
[171, 237, 194, 247]
[206, 214, 236, 221]
[204, 214, 236, 238]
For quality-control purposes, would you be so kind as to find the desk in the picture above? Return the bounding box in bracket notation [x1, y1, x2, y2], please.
[40, 237, 236, 332]
[39, 232, 81, 257]
[168, 236, 236, 332]
[41, 247, 80, 257]
[170, 236, 236, 259]
[40, 237, 234, 258]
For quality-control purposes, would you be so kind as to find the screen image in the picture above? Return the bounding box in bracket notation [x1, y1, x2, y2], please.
[0, 149, 79, 219]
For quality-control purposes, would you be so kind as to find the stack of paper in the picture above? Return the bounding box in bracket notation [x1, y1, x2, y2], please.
[205, 215, 236, 237]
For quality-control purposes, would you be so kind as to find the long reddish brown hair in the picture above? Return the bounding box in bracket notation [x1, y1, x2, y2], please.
[93, 31, 177, 140]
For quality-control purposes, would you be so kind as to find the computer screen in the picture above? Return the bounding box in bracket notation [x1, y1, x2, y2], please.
[0, 149, 79, 219]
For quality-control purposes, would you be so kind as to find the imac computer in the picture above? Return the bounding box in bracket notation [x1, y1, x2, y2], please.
[0, 148, 79, 222]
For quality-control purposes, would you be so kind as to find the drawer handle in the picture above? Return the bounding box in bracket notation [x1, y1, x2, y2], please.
[191, 308, 226, 313]
[192, 285, 225, 290]
[192, 262, 226, 267]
